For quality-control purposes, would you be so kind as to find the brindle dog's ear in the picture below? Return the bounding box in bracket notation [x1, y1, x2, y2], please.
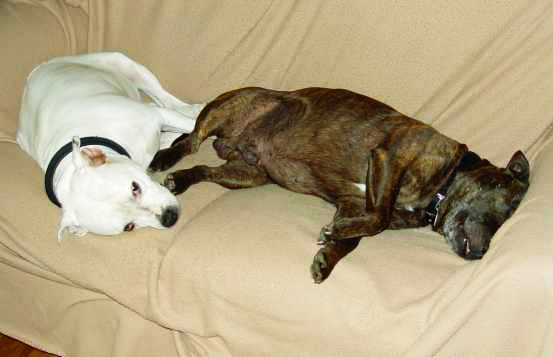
[507, 150, 530, 183]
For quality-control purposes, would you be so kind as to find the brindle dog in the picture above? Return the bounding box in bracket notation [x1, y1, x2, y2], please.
[149, 87, 529, 283]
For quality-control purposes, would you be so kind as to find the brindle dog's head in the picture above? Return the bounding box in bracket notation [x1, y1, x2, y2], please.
[438, 150, 529, 259]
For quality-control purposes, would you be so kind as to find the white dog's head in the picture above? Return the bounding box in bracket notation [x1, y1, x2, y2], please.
[57, 138, 180, 241]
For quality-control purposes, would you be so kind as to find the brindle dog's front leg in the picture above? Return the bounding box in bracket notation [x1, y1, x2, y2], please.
[164, 159, 271, 194]
[312, 201, 389, 283]
[323, 148, 403, 242]
[311, 148, 406, 283]
[311, 237, 362, 284]
[317, 197, 366, 243]
[311, 197, 366, 283]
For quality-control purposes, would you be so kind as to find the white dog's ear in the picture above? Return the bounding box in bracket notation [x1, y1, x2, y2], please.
[71, 136, 106, 168]
[58, 208, 88, 242]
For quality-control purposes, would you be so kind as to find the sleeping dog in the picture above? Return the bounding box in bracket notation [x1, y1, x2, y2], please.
[17, 52, 203, 241]
[148, 87, 529, 283]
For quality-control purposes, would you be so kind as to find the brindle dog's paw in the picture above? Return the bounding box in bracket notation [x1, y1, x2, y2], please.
[163, 173, 177, 193]
[163, 172, 192, 195]
[148, 147, 183, 172]
[310, 246, 334, 284]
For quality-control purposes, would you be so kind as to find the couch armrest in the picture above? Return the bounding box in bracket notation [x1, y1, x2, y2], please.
[405, 138, 553, 356]
[0, 0, 88, 140]
[491, 137, 553, 269]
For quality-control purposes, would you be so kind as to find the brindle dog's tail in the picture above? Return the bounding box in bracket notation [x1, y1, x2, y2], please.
[170, 133, 189, 147]
[149, 87, 278, 172]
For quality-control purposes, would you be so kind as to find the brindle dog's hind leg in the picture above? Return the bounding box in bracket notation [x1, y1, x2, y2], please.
[153, 131, 241, 175]
[148, 131, 204, 172]
[149, 95, 232, 172]
[164, 159, 271, 194]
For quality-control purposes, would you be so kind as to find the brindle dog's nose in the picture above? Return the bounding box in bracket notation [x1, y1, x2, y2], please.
[462, 238, 489, 260]
[465, 248, 487, 260]
[462, 214, 494, 260]
[160, 206, 179, 227]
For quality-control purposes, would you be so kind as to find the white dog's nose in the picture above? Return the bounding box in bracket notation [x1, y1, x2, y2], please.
[160, 206, 179, 227]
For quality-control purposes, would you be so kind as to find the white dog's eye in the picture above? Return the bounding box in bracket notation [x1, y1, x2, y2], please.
[131, 181, 141, 198]
[124, 222, 135, 232]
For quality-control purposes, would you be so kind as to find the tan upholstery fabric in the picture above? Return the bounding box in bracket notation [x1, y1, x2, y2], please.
[1, 0, 553, 356]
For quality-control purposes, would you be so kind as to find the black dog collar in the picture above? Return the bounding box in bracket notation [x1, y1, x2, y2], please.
[425, 150, 482, 229]
[425, 182, 453, 230]
[425, 158, 462, 230]
[44, 136, 131, 207]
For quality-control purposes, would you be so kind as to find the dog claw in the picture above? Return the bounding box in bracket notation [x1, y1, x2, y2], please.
[318, 224, 333, 244]
[163, 174, 176, 192]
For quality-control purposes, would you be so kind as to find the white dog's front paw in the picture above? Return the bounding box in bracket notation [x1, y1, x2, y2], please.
[57, 224, 88, 242]
[68, 225, 88, 237]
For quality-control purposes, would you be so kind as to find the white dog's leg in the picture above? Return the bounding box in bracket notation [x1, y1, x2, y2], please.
[157, 103, 205, 131]
[99, 52, 187, 108]
[155, 107, 197, 133]
[50, 52, 188, 109]
[155, 104, 206, 149]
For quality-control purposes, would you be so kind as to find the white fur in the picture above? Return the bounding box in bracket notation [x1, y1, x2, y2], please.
[16, 52, 204, 240]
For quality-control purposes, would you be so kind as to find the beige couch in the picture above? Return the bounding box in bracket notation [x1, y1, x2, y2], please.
[2, 1, 553, 356]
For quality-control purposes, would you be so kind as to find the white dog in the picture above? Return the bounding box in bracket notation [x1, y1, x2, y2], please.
[17, 52, 204, 241]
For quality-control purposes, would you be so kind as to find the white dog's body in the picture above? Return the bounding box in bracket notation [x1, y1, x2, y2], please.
[17, 52, 203, 240]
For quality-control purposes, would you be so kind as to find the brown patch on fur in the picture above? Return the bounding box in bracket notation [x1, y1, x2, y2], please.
[81, 147, 106, 167]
